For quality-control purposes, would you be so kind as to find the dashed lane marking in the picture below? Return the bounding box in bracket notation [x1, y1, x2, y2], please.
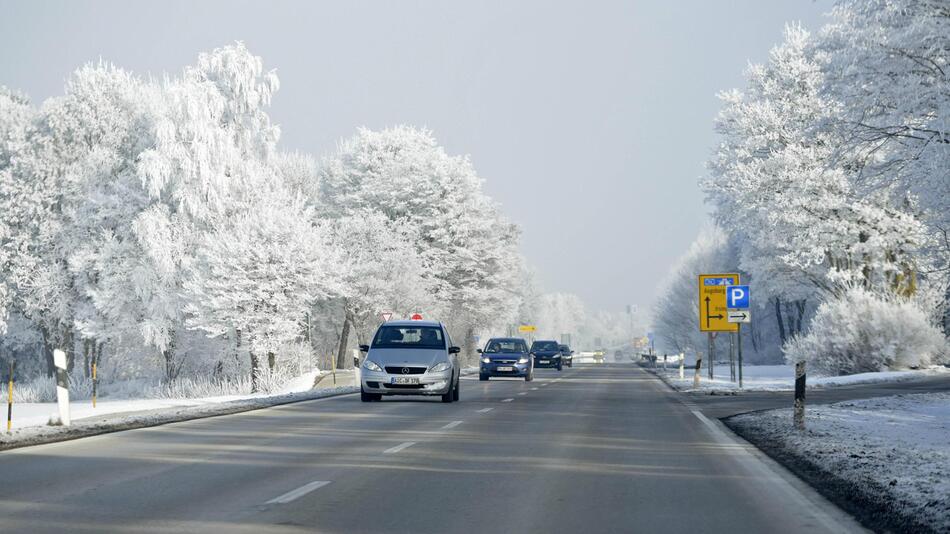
[440, 421, 463, 430]
[382, 441, 416, 454]
[476, 408, 493, 413]
[501, 398, 514, 403]
[266, 481, 331, 505]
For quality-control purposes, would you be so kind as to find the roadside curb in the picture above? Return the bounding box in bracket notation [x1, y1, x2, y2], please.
[0, 386, 359, 452]
[725, 412, 939, 534]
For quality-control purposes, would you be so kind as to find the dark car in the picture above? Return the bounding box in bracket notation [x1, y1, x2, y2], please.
[558, 344, 574, 367]
[530, 340, 563, 371]
[479, 337, 533, 381]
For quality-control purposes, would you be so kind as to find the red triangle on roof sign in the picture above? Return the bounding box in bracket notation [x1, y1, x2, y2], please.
[410, 313, 423, 321]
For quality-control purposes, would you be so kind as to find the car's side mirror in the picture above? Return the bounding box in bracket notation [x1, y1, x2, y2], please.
[353, 355, 360, 367]
[448, 346, 461, 354]
[476, 349, 483, 354]
[359, 344, 370, 352]
[570, 351, 575, 355]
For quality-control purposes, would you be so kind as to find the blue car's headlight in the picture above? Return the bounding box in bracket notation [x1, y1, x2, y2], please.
[518, 356, 529, 364]
[429, 362, 451, 373]
[362, 359, 382, 372]
[481, 357, 491, 364]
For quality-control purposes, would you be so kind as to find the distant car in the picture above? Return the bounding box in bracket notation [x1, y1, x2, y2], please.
[530, 340, 563, 371]
[558, 344, 574, 367]
[478, 337, 533, 381]
[359, 320, 461, 403]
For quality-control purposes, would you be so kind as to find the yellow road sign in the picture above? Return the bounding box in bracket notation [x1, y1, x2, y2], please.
[698, 274, 740, 332]
[518, 325, 536, 333]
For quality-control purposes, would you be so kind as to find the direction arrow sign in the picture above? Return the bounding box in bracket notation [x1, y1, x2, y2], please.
[727, 310, 751, 323]
[698, 274, 740, 332]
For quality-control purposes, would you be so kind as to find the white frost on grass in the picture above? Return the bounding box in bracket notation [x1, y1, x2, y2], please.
[656, 363, 948, 393]
[730, 393, 950, 532]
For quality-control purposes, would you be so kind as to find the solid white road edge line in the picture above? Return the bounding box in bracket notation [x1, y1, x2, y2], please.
[440, 420, 463, 430]
[476, 408, 493, 413]
[501, 398, 514, 403]
[266, 481, 331, 505]
[689, 410, 867, 533]
[382, 441, 417, 454]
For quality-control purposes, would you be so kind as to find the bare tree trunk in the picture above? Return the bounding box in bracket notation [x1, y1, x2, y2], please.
[249, 351, 261, 393]
[267, 352, 276, 371]
[83, 339, 91, 378]
[64, 325, 75, 373]
[463, 326, 476, 367]
[162, 329, 179, 383]
[335, 304, 352, 370]
[774, 297, 787, 345]
[41, 326, 55, 377]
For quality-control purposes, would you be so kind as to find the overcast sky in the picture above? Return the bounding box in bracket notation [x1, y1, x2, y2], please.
[0, 0, 830, 313]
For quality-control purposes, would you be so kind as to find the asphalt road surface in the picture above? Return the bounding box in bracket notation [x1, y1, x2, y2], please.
[0, 364, 865, 533]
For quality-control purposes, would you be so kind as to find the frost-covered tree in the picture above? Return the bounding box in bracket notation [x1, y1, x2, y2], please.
[326, 211, 433, 368]
[318, 126, 526, 361]
[185, 187, 344, 392]
[705, 25, 926, 345]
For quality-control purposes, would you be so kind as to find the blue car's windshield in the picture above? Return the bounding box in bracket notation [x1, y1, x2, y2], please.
[372, 326, 445, 349]
[531, 341, 559, 352]
[484, 340, 527, 353]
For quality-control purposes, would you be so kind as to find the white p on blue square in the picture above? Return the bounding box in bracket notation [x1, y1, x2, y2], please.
[726, 285, 749, 309]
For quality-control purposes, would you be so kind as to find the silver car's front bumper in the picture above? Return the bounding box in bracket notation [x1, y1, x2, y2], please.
[361, 369, 453, 395]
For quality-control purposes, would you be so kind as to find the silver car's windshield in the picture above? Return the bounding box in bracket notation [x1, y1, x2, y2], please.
[372, 326, 445, 349]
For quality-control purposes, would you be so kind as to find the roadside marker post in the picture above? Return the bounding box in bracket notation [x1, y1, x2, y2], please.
[693, 351, 702, 388]
[794, 361, 806, 430]
[53, 349, 70, 426]
[678, 353, 685, 379]
[7, 360, 13, 433]
[92, 360, 98, 408]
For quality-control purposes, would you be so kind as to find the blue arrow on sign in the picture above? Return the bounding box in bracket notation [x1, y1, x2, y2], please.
[726, 285, 750, 309]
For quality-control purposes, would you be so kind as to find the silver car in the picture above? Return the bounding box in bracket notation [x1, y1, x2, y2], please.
[359, 320, 461, 403]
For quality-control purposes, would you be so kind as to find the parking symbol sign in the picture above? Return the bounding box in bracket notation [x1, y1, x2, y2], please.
[726, 285, 750, 309]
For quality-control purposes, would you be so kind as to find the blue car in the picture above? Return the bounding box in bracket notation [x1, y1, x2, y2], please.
[530, 340, 563, 371]
[479, 338, 533, 381]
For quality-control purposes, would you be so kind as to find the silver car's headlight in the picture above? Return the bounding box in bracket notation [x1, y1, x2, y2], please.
[363, 359, 383, 372]
[481, 357, 491, 364]
[429, 362, 451, 373]
[518, 356, 529, 364]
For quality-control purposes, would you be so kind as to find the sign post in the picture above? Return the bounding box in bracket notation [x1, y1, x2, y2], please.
[699, 274, 739, 383]
[726, 284, 750, 389]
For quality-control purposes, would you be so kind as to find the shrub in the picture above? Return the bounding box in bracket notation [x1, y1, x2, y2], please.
[784, 288, 948, 375]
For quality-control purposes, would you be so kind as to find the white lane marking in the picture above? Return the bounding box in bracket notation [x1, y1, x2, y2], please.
[540, 383, 549, 387]
[383, 441, 416, 454]
[476, 407, 493, 413]
[530, 387, 539, 391]
[501, 398, 514, 403]
[517, 392, 527, 396]
[266, 481, 331, 505]
[440, 420, 463, 430]
[689, 410, 864, 533]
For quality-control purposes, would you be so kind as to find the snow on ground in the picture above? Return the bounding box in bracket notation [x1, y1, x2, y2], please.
[654, 362, 948, 392]
[4, 369, 336, 432]
[729, 393, 950, 533]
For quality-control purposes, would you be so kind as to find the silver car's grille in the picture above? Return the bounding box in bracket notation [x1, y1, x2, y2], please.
[384, 366, 427, 375]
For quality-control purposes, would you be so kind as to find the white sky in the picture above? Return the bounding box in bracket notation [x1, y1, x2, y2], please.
[0, 0, 831, 312]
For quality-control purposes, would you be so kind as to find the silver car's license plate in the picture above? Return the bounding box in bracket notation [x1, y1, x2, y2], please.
[497, 366, 514, 372]
[391, 376, 420, 385]
[540, 360, 549, 364]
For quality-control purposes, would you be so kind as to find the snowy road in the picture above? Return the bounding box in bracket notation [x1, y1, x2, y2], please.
[0, 364, 864, 533]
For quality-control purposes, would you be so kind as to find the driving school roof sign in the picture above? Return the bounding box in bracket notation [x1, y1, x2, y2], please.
[698, 274, 739, 332]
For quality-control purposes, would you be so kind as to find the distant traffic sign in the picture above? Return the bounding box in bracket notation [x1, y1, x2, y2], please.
[380, 311, 393, 322]
[698, 274, 740, 332]
[727, 310, 751, 323]
[518, 325, 536, 333]
[726, 285, 750, 309]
